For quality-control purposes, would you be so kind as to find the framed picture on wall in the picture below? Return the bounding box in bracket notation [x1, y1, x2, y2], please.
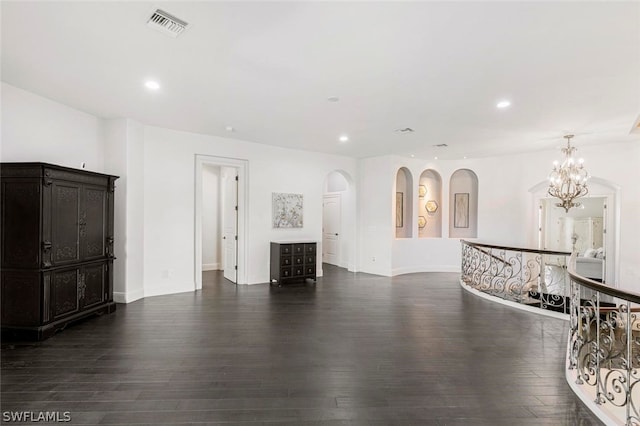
[272, 192, 303, 228]
[396, 192, 403, 228]
[454, 193, 469, 228]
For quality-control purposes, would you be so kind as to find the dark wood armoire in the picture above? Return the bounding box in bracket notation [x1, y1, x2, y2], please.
[1, 163, 118, 340]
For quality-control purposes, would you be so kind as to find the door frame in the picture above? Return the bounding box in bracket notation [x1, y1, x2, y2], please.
[530, 177, 620, 287]
[194, 155, 248, 289]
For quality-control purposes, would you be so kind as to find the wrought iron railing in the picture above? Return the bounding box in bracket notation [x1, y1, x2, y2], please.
[567, 252, 640, 426]
[460, 240, 640, 425]
[461, 240, 571, 314]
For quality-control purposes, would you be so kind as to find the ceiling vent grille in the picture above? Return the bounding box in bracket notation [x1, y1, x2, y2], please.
[394, 128, 414, 133]
[147, 9, 188, 38]
[434, 143, 448, 147]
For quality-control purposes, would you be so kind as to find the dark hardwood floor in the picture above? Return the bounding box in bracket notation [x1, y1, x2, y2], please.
[1, 265, 601, 425]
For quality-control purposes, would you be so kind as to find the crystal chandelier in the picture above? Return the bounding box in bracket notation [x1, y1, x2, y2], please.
[548, 134, 589, 212]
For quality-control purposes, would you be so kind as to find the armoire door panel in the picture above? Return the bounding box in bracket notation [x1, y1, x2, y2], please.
[52, 182, 81, 265]
[52, 268, 80, 319]
[82, 186, 107, 259]
[82, 263, 106, 308]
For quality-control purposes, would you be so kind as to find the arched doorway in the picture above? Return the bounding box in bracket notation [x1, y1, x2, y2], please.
[530, 177, 620, 286]
[322, 170, 356, 270]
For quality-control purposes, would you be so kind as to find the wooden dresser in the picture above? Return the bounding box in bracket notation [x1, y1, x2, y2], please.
[1, 163, 118, 340]
[270, 241, 317, 285]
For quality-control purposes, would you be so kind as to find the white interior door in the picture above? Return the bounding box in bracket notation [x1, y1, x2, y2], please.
[222, 169, 238, 283]
[322, 194, 341, 266]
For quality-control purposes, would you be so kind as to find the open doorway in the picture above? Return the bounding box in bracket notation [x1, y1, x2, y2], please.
[531, 177, 619, 287]
[195, 155, 248, 289]
[322, 170, 355, 272]
[540, 197, 607, 282]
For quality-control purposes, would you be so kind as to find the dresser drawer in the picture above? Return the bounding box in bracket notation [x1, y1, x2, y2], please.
[305, 266, 315, 275]
[305, 255, 316, 264]
[280, 244, 293, 255]
[304, 243, 316, 254]
[280, 256, 292, 266]
[280, 267, 292, 278]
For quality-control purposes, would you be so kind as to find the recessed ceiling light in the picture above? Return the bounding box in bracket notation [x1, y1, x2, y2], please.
[145, 80, 160, 90]
[434, 156, 438, 160]
[328, 96, 340, 102]
[225, 126, 235, 132]
[496, 100, 511, 108]
[463, 156, 467, 159]
[339, 135, 349, 143]
[410, 154, 415, 158]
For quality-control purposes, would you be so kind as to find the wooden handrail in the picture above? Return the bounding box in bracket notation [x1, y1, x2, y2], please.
[461, 239, 570, 256]
[567, 252, 640, 305]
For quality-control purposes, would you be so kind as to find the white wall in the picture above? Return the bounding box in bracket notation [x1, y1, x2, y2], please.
[357, 142, 640, 293]
[3, 84, 638, 297]
[102, 119, 145, 303]
[1, 83, 105, 170]
[142, 125, 358, 296]
[202, 164, 221, 270]
[357, 156, 394, 275]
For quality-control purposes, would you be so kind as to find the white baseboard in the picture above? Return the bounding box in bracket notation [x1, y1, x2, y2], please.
[359, 266, 392, 277]
[202, 263, 221, 271]
[391, 265, 460, 276]
[113, 288, 144, 304]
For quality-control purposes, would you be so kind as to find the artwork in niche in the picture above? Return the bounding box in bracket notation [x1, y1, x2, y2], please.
[454, 193, 470, 228]
[396, 192, 403, 228]
[425, 200, 439, 213]
[418, 185, 427, 198]
[418, 216, 427, 229]
[272, 193, 303, 228]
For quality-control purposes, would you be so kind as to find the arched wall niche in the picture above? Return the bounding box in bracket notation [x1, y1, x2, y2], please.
[395, 167, 414, 238]
[449, 168, 478, 238]
[418, 169, 442, 238]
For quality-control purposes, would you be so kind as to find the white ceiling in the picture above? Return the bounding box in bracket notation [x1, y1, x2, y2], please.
[2, 1, 639, 159]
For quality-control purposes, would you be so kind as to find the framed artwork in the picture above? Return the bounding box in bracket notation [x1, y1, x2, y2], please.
[418, 185, 427, 198]
[418, 216, 426, 229]
[272, 193, 303, 228]
[396, 192, 403, 228]
[454, 193, 469, 228]
[425, 200, 438, 213]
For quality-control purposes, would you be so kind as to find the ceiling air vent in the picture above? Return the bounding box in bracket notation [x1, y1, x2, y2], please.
[147, 9, 188, 38]
[434, 144, 448, 147]
[394, 128, 414, 134]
